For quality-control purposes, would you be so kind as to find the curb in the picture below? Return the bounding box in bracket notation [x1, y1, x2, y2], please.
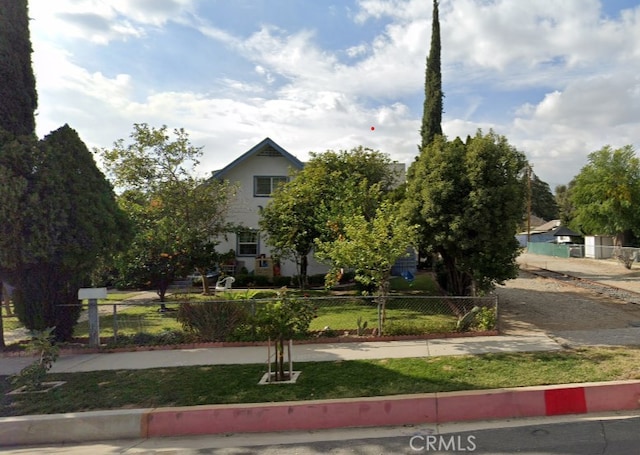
[2, 380, 639, 446]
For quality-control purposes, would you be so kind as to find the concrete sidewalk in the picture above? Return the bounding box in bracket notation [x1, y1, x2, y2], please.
[0, 334, 562, 376]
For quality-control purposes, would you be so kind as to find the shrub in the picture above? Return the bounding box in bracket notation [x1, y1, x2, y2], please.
[177, 301, 250, 341]
[272, 275, 292, 287]
[105, 330, 195, 348]
[473, 306, 497, 331]
[383, 321, 426, 336]
[11, 327, 59, 391]
[232, 274, 272, 287]
[307, 274, 326, 287]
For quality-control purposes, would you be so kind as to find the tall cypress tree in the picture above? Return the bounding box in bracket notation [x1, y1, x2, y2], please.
[420, 0, 443, 148]
[0, 0, 38, 136]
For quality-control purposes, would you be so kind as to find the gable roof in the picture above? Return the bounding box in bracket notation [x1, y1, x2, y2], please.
[212, 137, 304, 179]
[533, 219, 561, 232]
[552, 225, 582, 237]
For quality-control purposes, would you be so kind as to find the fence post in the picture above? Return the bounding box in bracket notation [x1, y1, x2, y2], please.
[377, 300, 383, 336]
[78, 288, 107, 348]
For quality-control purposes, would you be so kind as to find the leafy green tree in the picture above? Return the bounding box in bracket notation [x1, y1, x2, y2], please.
[315, 202, 416, 328]
[100, 124, 236, 299]
[530, 173, 559, 221]
[420, 0, 443, 148]
[555, 181, 576, 227]
[260, 147, 399, 289]
[404, 131, 527, 296]
[568, 145, 640, 244]
[0, 0, 38, 137]
[0, 126, 130, 340]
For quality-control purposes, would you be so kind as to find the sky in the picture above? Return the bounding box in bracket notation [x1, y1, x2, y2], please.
[28, 0, 640, 190]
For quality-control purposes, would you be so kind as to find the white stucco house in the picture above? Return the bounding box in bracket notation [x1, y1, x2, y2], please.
[210, 137, 416, 280]
[210, 137, 328, 278]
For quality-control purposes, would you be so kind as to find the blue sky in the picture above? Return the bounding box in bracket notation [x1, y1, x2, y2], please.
[29, 0, 640, 190]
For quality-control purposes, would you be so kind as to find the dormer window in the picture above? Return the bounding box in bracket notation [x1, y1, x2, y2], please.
[254, 176, 288, 196]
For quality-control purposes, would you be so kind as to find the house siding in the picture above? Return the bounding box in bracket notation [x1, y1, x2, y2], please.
[214, 146, 327, 277]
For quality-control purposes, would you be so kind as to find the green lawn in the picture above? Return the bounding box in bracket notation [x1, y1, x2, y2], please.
[16, 272, 453, 340]
[72, 296, 460, 340]
[2, 347, 639, 417]
[74, 304, 182, 337]
[2, 315, 22, 332]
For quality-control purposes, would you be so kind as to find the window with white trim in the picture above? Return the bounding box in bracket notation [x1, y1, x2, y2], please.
[237, 230, 259, 256]
[254, 176, 288, 196]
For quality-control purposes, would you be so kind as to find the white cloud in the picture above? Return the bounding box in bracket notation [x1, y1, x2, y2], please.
[30, 0, 196, 44]
[27, 0, 640, 192]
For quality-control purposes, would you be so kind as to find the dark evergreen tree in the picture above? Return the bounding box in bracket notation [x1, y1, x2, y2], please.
[530, 173, 559, 221]
[0, 0, 38, 136]
[403, 131, 527, 296]
[420, 0, 443, 148]
[0, 126, 130, 341]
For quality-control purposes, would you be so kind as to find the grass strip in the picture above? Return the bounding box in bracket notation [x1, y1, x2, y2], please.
[2, 347, 639, 417]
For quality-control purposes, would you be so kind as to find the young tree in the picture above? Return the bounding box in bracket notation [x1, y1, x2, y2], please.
[404, 131, 527, 296]
[420, 0, 443, 149]
[569, 145, 640, 245]
[260, 147, 399, 289]
[0, 0, 38, 137]
[315, 202, 416, 329]
[0, 126, 130, 340]
[255, 290, 315, 381]
[100, 124, 236, 299]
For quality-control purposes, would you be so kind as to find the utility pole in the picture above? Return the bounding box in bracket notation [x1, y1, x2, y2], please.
[527, 165, 532, 247]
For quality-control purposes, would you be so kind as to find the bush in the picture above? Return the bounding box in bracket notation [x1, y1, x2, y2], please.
[272, 275, 292, 287]
[104, 330, 196, 348]
[473, 306, 497, 331]
[11, 327, 59, 391]
[308, 274, 326, 287]
[383, 321, 427, 336]
[232, 274, 272, 287]
[177, 301, 250, 341]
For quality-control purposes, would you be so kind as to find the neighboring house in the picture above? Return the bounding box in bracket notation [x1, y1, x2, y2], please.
[517, 220, 582, 247]
[517, 219, 558, 246]
[210, 137, 327, 277]
[552, 226, 582, 244]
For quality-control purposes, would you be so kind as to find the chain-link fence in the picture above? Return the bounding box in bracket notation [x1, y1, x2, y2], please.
[73, 294, 498, 346]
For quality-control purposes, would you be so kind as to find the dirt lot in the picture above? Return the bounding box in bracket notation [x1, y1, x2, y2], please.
[497, 269, 640, 335]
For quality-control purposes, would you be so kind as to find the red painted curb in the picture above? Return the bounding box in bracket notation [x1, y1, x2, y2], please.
[145, 396, 439, 437]
[3, 381, 640, 446]
[544, 387, 587, 415]
[437, 388, 546, 422]
[584, 381, 640, 412]
[143, 381, 640, 438]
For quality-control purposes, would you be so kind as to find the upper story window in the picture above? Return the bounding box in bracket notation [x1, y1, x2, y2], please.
[254, 176, 288, 197]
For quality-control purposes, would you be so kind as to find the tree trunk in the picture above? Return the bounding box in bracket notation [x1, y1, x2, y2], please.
[2, 281, 11, 316]
[196, 267, 211, 295]
[299, 255, 308, 290]
[276, 336, 285, 381]
[0, 281, 5, 350]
